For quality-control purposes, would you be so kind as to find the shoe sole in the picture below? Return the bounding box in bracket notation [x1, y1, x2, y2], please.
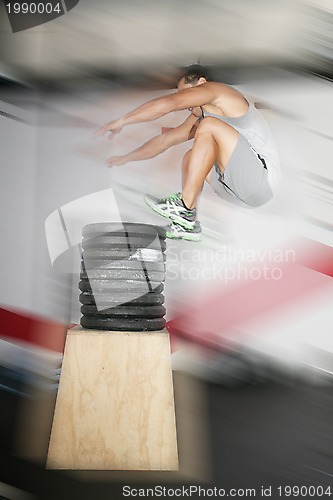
[165, 230, 202, 242]
[144, 195, 195, 230]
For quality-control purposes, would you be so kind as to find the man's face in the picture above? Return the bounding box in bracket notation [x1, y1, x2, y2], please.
[177, 77, 203, 117]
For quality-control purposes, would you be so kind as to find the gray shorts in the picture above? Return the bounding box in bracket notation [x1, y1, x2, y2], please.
[210, 134, 273, 207]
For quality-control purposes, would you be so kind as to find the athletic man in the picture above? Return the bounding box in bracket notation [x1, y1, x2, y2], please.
[96, 65, 280, 241]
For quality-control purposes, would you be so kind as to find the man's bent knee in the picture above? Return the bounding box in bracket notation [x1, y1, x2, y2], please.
[195, 116, 217, 135]
[196, 116, 236, 136]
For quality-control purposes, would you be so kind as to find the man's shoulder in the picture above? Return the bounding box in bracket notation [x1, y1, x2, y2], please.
[204, 81, 229, 89]
[203, 81, 236, 99]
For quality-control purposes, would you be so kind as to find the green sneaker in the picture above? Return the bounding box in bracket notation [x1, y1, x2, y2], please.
[144, 192, 196, 230]
[165, 221, 202, 241]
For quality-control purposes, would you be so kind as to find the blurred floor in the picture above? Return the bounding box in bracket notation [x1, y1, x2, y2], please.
[1, 375, 333, 499]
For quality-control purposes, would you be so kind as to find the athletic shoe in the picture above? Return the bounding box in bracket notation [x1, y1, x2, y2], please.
[165, 221, 202, 241]
[144, 192, 196, 229]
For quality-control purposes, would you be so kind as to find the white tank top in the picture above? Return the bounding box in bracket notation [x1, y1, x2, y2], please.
[202, 103, 281, 189]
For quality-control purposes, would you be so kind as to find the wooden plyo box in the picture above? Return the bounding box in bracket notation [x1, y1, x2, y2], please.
[46, 327, 178, 470]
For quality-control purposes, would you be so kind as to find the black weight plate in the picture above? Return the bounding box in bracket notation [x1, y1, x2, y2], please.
[79, 292, 165, 306]
[81, 304, 166, 318]
[81, 259, 165, 272]
[80, 315, 166, 331]
[79, 280, 164, 293]
[82, 248, 166, 262]
[80, 269, 165, 282]
[82, 236, 166, 251]
[82, 223, 166, 238]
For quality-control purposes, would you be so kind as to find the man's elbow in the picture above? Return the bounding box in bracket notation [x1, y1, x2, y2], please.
[161, 127, 175, 134]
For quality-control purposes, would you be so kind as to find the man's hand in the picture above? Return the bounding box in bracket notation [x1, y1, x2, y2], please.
[95, 119, 123, 140]
[106, 155, 127, 167]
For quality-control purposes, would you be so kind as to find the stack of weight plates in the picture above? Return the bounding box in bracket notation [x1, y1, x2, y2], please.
[79, 222, 166, 331]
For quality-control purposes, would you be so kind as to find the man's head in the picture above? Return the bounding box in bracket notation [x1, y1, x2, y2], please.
[177, 64, 211, 117]
[177, 64, 211, 90]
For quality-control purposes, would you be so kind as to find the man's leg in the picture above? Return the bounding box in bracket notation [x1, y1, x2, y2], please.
[144, 118, 239, 230]
[182, 148, 215, 194]
[182, 117, 239, 209]
[181, 149, 192, 190]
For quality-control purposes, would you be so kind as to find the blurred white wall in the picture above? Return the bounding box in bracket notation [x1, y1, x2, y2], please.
[0, 105, 37, 314]
[0, 0, 321, 80]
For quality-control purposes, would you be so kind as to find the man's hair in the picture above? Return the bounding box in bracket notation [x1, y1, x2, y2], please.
[179, 64, 211, 85]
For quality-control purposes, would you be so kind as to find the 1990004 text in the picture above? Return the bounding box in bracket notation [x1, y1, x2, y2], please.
[6, 2, 62, 14]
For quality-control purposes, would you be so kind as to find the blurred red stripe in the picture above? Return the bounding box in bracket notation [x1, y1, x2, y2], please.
[167, 239, 333, 347]
[0, 307, 69, 352]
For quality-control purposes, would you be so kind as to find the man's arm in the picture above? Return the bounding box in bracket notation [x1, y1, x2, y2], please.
[107, 114, 198, 166]
[96, 83, 220, 139]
